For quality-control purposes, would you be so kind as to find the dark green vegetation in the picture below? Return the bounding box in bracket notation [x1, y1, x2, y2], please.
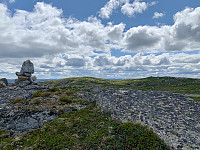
[0, 102, 170, 150]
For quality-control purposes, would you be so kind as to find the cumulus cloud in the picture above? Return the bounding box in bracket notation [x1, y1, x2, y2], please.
[123, 7, 200, 52]
[0, 2, 125, 58]
[99, 0, 121, 19]
[1, 2, 200, 79]
[121, 0, 148, 17]
[99, 0, 156, 19]
[153, 12, 165, 19]
[124, 26, 161, 51]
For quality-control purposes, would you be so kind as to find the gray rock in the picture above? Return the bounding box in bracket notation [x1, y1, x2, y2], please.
[0, 81, 6, 88]
[19, 60, 34, 75]
[15, 60, 35, 87]
[31, 76, 37, 82]
[18, 80, 31, 88]
[0, 78, 8, 86]
[24, 73, 32, 77]
[0, 84, 55, 134]
[78, 88, 200, 150]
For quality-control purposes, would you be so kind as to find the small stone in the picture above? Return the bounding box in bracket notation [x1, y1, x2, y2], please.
[0, 78, 8, 86]
[0, 81, 6, 88]
[31, 76, 37, 82]
[18, 76, 29, 81]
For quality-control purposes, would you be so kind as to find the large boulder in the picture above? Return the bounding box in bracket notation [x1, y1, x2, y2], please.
[16, 60, 34, 77]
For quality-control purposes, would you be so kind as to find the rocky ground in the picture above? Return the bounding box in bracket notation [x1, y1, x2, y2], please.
[0, 84, 57, 134]
[77, 88, 200, 150]
[0, 81, 200, 149]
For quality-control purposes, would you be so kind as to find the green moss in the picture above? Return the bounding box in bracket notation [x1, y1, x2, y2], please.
[65, 90, 76, 96]
[50, 87, 60, 92]
[32, 90, 51, 98]
[188, 96, 200, 102]
[73, 99, 88, 105]
[42, 92, 51, 97]
[9, 97, 23, 104]
[34, 98, 41, 105]
[32, 90, 43, 98]
[59, 95, 72, 103]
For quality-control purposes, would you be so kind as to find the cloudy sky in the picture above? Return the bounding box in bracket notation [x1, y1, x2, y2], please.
[0, 0, 200, 79]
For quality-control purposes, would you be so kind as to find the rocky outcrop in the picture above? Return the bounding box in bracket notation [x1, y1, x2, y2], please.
[78, 88, 200, 150]
[0, 78, 8, 88]
[15, 60, 37, 87]
[0, 84, 57, 134]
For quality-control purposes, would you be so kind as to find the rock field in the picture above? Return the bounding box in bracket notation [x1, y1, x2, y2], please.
[78, 88, 200, 150]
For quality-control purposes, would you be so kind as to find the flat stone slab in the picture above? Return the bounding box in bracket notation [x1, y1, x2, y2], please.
[78, 89, 200, 150]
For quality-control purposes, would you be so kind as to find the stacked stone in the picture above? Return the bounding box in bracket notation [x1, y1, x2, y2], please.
[15, 60, 37, 88]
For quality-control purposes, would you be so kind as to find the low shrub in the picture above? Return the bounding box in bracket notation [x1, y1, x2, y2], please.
[65, 90, 76, 96]
[9, 97, 23, 104]
[34, 99, 41, 105]
[42, 92, 51, 97]
[59, 95, 72, 104]
[73, 99, 88, 105]
[50, 87, 60, 92]
[32, 90, 43, 98]
[32, 90, 51, 98]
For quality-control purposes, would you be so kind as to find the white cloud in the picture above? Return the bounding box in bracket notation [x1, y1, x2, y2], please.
[123, 26, 161, 51]
[1, 2, 200, 79]
[121, 0, 148, 17]
[9, 0, 15, 3]
[123, 7, 200, 52]
[108, 23, 125, 42]
[0, 2, 124, 58]
[153, 12, 165, 19]
[99, 0, 121, 19]
[99, 0, 156, 19]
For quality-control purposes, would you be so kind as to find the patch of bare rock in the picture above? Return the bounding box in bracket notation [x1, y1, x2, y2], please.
[78, 88, 200, 150]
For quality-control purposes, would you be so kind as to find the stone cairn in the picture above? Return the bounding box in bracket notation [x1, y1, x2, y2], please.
[15, 60, 37, 87]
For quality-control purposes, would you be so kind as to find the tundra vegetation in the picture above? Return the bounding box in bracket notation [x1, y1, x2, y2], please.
[1, 76, 199, 149]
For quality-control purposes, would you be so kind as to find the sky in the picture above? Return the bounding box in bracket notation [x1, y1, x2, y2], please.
[0, 0, 200, 79]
